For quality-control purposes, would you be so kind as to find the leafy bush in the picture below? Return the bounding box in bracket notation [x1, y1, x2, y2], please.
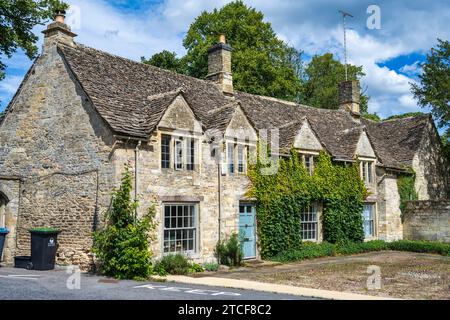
[188, 262, 204, 273]
[215, 233, 243, 267]
[271, 240, 450, 262]
[202, 262, 219, 272]
[153, 253, 190, 275]
[388, 240, 450, 256]
[92, 164, 157, 280]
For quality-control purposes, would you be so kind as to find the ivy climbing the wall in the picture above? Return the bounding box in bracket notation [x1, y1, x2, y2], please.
[247, 150, 367, 259]
[397, 172, 418, 218]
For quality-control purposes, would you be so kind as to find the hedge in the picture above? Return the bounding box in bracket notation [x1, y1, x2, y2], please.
[271, 240, 450, 263]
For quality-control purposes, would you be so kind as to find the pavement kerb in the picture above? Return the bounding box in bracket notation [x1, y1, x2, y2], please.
[164, 275, 400, 300]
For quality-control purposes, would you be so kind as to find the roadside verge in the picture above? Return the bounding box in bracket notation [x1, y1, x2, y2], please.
[164, 275, 399, 300]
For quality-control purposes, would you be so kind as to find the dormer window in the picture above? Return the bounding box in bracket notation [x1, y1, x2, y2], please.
[224, 142, 249, 175]
[161, 133, 198, 171]
[360, 160, 374, 184]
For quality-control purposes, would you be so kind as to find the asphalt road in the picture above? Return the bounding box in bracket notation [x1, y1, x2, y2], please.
[0, 267, 311, 300]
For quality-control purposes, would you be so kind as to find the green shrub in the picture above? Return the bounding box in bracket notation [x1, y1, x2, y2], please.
[92, 164, 157, 280]
[215, 233, 243, 267]
[271, 240, 450, 262]
[188, 262, 204, 273]
[388, 240, 450, 256]
[154, 253, 190, 275]
[202, 262, 219, 272]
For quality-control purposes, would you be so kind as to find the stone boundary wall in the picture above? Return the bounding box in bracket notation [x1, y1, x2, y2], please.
[403, 200, 450, 243]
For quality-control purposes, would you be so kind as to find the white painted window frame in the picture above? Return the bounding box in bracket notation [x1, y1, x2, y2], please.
[162, 202, 199, 254]
[159, 130, 201, 172]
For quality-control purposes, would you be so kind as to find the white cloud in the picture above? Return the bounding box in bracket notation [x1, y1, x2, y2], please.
[399, 61, 422, 77]
[0, 75, 23, 95]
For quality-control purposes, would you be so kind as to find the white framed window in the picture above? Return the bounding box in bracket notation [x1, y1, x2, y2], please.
[225, 142, 249, 176]
[299, 154, 317, 176]
[363, 203, 375, 238]
[163, 203, 197, 253]
[160, 133, 198, 171]
[360, 160, 374, 184]
[300, 203, 319, 241]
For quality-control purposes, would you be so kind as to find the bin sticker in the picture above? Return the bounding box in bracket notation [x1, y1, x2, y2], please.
[48, 238, 56, 247]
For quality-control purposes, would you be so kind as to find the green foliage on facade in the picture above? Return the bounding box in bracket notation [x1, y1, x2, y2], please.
[93, 164, 157, 280]
[397, 173, 418, 216]
[247, 150, 367, 258]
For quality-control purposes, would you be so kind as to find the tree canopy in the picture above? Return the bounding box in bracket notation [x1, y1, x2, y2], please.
[143, 1, 371, 111]
[141, 50, 186, 74]
[143, 1, 303, 102]
[299, 53, 369, 113]
[411, 39, 449, 160]
[411, 39, 449, 130]
[0, 0, 68, 81]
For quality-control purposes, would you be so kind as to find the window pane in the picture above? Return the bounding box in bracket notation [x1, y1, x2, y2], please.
[238, 145, 244, 173]
[300, 203, 318, 241]
[161, 135, 171, 169]
[163, 204, 197, 253]
[186, 138, 195, 171]
[228, 143, 235, 174]
[368, 162, 373, 183]
[174, 138, 183, 170]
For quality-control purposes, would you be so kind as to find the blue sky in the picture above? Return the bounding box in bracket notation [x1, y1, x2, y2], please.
[1, 0, 449, 129]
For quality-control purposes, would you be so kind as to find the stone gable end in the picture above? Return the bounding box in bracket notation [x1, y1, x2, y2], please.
[225, 106, 257, 142]
[356, 131, 376, 158]
[158, 95, 202, 133]
[293, 120, 323, 151]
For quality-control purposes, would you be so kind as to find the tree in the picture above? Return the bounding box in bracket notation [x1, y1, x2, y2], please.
[411, 39, 449, 157]
[141, 50, 186, 74]
[182, 0, 303, 101]
[411, 39, 449, 129]
[363, 113, 381, 122]
[299, 53, 369, 113]
[0, 0, 68, 82]
[93, 164, 157, 280]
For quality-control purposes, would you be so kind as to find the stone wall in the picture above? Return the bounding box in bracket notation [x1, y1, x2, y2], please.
[403, 200, 450, 243]
[0, 40, 116, 269]
[376, 169, 403, 241]
[111, 100, 256, 263]
[412, 121, 450, 200]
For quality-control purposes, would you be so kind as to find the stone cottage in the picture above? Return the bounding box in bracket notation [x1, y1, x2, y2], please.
[0, 15, 448, 268]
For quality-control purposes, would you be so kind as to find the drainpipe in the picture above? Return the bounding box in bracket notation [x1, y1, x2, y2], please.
[134, 140, 141, 221]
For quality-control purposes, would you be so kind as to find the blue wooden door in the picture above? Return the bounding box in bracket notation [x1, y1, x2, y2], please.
[239, 204, 256, 259]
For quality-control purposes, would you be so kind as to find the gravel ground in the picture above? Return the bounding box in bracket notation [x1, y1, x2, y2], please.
[213, 251, 450, 300]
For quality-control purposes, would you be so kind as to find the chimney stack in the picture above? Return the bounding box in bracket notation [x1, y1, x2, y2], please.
[339, 80, 360, 115]
[42, 10, 77, 51]
[206, 34, 233, 96]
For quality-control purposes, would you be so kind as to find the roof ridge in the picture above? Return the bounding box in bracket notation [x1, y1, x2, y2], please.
[60, 42, 228, 90]
[379, 114, 430, 124]
[147, 88, 183, 101]
[236, 90, 343, 113]
[207, 101, 238, 115]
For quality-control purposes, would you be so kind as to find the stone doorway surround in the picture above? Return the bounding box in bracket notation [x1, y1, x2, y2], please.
[0, 179, 21, 265]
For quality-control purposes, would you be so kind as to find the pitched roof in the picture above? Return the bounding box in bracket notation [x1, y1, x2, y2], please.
[362, 115, 430, 169]
[4, 42, 429, 170]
